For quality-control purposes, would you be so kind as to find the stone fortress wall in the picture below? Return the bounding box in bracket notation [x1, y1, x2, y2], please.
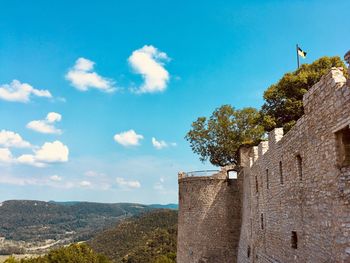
[178, 51, 350, 263]
[177, 169, 242, 263]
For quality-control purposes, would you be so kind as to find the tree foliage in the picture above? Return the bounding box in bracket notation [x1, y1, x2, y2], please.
[185, 105, 264, 166]
[186, 56, 347, 166]
[260, 56, 346, 132]
[4, 244, 110, 263]
[89, 210, 177, 263]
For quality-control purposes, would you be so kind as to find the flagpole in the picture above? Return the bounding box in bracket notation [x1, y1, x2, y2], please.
[296, 44, 300, 69]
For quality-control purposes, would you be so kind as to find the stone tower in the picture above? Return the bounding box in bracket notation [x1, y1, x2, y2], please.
[177, 168, 242, 263]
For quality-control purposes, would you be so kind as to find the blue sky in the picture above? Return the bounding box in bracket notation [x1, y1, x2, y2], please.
[0, 0, 349, 204]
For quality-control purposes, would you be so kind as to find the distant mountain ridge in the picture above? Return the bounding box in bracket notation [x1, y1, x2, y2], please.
[0, 200, 153, 244]
[47, 201, 178, 210]
[148, 203, 178, 210]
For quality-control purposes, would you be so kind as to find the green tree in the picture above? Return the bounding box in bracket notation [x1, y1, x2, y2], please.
[4, 244, 111, 263]
[261, 56, 346, 132]
[154, 254, 176, 263]
[185, 105, 264, 166]
[3, 256, 17, 263]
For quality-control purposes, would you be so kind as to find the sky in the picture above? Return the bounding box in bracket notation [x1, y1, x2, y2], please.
[0, 0, 349, 204]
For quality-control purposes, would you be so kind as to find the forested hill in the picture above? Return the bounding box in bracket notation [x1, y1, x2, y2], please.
[0, 200, 153, 242]
[89, 209, 178, 263]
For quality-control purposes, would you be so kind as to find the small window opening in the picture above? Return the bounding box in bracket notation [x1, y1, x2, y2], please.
[266, 169, 269, 189]
[296, 155, 302, 180]
[291, 231, 298, 249]
[228, 170, 237, 179]
[261, 213, 264, 230]
[247, 246, 251, 258]
[250, 219, 252, 237]
[279, 161, 283, 185]
[336, 126, 350, 167]
[255, 175, 259, 193]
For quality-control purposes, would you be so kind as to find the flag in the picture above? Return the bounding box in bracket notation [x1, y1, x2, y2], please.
[297, 47, 307, 58]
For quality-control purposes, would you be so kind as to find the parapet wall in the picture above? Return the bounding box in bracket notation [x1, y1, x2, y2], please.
[237, 65, 350, 262]
[178, 51, 350, 263]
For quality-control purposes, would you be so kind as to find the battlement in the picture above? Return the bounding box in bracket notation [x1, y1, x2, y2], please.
[236, 53, 350, 262]
[178, 51, 350, 263]
[241, 65, 348, 169]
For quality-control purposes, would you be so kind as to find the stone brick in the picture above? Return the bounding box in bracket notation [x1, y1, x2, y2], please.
[178, 51, 350, 263]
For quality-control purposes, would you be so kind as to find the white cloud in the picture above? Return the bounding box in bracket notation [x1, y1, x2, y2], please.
[35, 141, 69, 163]
[18, 141, 69, 167]
[0, 130, 31, 148]
[26, 112, 62, 134]
[154, 177, 165, 191]
[85, 170, 104, 177]
[46, 112, 62, 123]
[0, 174, 75, 189]
[66, 58, 115, 93]
[50, 175, 62, 182]
[114, 130, 143, 147]
[151, 137, 176, 150]
[79, 180, 92, 187]
[116, 177, 141, 189]
[0, 80, 52, 103]
[128, 45, 170, 93]
[17, 154, 45, 167]
[0, 148, 13, 163]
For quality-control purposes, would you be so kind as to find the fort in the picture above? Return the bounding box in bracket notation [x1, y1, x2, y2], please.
[177, 50, 350, 263]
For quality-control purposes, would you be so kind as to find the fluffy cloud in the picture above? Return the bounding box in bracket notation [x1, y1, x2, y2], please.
[128, 45, 170, 93]
[0, 130, 31, 148]
[114, 130, 143, 147]
[35, 141, 69, 162]
[26, 112, 62, 134]
[65, 58, 115, 93]
[46, 112, 62, 122]
[79, 180, 92, 187]
[0, 148, 13, 163]
[116, 177, 141, 189]
[50, 175, 62, 182]
[151, 137, 176, 150]
[0, 80, 52, 103]
[18, 141, 69, 167]
[17, 154, 44, 167]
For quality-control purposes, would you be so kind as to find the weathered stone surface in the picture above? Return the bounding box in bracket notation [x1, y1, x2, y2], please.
[238, 65, 350, 263]
[177, 170, 242, 263]
[178, 51, 350, 263]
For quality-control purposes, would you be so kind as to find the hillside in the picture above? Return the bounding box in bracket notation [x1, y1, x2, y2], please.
[3, 243, 110, 263]
[0, 200, 152, 245]
[89, 209, 178, 263]
[148, 204, 178, 210]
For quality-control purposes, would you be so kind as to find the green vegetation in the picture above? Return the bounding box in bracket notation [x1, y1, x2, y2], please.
[89, 209, 177, 263]
[261, 56, 346, 132]
[4, 244, 110, 263]
[0, 200, 152, 242]
[186, 106, 264, 166]
[187, 56, 347, 166]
